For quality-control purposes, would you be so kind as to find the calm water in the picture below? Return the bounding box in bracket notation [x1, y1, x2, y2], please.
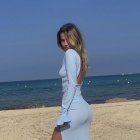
[0, 73, 140, 110]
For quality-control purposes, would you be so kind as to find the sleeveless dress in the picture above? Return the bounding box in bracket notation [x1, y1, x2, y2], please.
[55, 49, 93, 140]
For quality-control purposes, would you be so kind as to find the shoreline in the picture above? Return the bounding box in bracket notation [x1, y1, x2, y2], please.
[0, 97, 138, 111]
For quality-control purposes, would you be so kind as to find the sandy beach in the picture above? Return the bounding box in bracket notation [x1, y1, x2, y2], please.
[0, 100, 140, 140]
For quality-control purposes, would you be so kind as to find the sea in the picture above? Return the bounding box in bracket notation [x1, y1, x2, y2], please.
[0, 73, 140, 110]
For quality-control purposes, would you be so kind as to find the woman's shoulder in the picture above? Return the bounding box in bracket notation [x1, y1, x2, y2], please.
[64, 49, 75, 61]
[64, 49, 80, 65]
[65, 48, 75, 54]
[65, 49, 79, 57]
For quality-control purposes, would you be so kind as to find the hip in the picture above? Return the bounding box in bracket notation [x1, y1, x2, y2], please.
[68, 96, 91, 111]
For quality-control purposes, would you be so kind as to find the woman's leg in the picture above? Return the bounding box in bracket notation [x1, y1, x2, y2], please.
[51, 127, 62, 140]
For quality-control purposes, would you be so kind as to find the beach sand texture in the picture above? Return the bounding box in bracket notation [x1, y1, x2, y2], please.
[0, 100, 140, 140]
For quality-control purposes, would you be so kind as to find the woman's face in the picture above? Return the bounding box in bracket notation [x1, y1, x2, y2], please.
[60, 32, 70, 51]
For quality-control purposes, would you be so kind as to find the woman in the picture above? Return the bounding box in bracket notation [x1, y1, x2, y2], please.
[51, 23, 93, 140]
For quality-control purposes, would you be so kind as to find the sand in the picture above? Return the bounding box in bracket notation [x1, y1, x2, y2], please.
[0, 100, 140, 140]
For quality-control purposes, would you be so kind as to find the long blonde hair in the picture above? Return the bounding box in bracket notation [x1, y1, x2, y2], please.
[57, 23, 88, 77]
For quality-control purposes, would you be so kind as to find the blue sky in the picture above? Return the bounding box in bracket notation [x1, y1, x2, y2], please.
[0, 0, 140, 82]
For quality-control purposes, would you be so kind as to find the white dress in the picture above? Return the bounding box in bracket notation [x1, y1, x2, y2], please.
[55, 49, 93, 140]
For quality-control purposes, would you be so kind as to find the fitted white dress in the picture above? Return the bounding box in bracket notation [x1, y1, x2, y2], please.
[55, 49, 93, 140]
